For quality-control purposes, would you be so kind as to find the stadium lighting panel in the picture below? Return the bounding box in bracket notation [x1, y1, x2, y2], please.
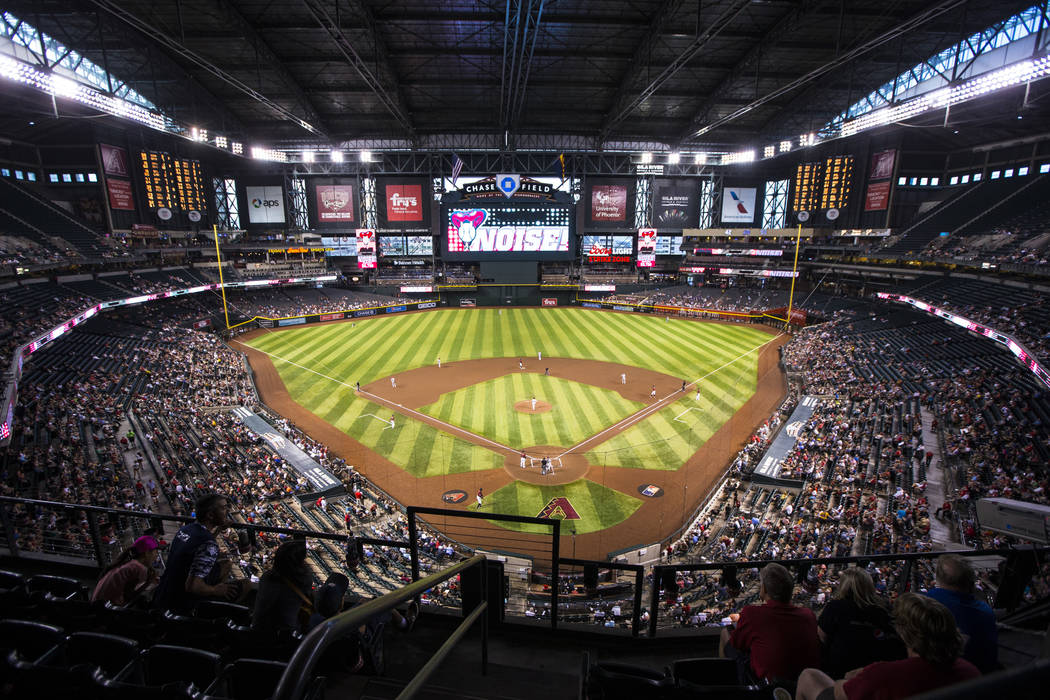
[694, 153, 706, 165]
[302, 150, 315, 162]
[330, 150, 344, 163]
[640, 152, 653, 164]
[667, 152, 680, 164]
[359, 150, 372, 162]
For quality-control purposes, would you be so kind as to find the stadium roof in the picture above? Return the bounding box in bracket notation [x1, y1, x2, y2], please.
[0, 0, 1046, 154]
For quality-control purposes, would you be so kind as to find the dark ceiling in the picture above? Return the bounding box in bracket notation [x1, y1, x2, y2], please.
[0, 0, 1041, 151]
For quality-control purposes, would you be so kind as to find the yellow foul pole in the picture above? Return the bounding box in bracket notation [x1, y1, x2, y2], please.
[786, 221, 803, 330]
[213, 224, 231, 330]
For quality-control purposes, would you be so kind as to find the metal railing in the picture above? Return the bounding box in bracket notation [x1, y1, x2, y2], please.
[272, 553, 491, 700]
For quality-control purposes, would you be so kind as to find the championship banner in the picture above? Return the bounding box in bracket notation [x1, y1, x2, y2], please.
[869, 149, 896, 180]
[106, 178, 135, 211]
[721, 187, 756, 224]
[246, 185, 285, 224]
[864, 180, 891, 211]
[99, 143, 129, 177]
[356, 229, 377, 269]
[316, 184, 355, 222]
[653, 179, 698, 229]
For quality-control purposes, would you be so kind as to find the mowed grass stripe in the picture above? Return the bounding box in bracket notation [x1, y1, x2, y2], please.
[419, 375, 644, 448]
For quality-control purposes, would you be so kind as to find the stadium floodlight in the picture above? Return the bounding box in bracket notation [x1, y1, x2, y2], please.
[302, 150, 315, 162]
[763, 145, 775, 158]
[640, 152, 653, 164]
[359, 150, 372, 162]
[49, 74, 79, 98]
[330, 150, 344, 163]
[667, 152, 680, 164]
[215, 135, 228, 149]
[250, 146, 287, 162]
[231, 142, 243, 155]
[779, 140, 792, 153]
[722, 149, 755, 165]
[694, 153, 707, 165]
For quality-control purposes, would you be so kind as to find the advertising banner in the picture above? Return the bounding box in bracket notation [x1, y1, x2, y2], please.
[869, 149, 896, 180]
[384, 182, 424, 222]
[106, 178, 135, 211]
[721, 187, 757, 224]
[356, 229, 377, 269]
[316, 184, 355, 222]
[590, 184, 628, 222]
[417, 302, 438, 309]
[864, 180, 891, 211]
[637, 227, 657, 268]
[320, 313, 345, 322]
[277, 317, 307, 326]
[100, 143, 129, 177]
[653, 179, 698, 229]
[542, 298, 558, 306]
[246, 186, 285, 224]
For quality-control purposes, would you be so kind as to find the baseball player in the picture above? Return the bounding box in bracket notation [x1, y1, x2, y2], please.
[475, 487, 484, 509]
[437, 356, 441, 369]
[531, 396, 537, 411]
[621, 373, 626, 385]
[518, 358, 524, 370]
[391, 376, 397, 389]
[650, 384, 656, 400]
[520, 451, 527, 469]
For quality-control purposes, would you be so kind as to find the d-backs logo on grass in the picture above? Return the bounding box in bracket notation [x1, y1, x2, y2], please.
[537, 497, 581, 521]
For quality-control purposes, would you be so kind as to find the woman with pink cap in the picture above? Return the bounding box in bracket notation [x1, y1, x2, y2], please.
[91, 535, 161, 607]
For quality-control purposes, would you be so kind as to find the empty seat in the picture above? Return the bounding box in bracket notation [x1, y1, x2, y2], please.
[0, 619, 65, 663]
[587, 662, 674, 700]
[140, 644, 221, 690]
[27, 574, 85, 601]
[65, 632, 139, 679]
[193, 601, 253, 627]
[670, 657, 742, 688]
[210, 658, 288, 700]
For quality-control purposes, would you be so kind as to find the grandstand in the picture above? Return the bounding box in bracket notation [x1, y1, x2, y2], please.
[0, 1, 1049, 699]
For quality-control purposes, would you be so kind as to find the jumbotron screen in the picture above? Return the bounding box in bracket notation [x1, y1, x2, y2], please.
[441, 202, 574, 260]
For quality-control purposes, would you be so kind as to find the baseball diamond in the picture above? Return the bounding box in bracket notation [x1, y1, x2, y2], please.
[237, 307, 786, 558]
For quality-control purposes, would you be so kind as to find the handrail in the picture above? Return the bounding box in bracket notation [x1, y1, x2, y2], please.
[396, 601, 488, 700]
[272, 553, 489, 700]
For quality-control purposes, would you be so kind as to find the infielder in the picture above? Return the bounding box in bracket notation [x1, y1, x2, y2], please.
[621, 373, 626, 385]
[437, 356, 441, 369]
[391, 376, 397, 388]
[520, 451, 527, 469]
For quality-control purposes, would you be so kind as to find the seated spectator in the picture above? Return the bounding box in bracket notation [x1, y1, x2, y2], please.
[796, 593, 980, 700]
[90, 535, 160, 607]
[719, 562, 820, 685]
[252, 539, 313, 637]
[926, 554, 999, 673]
[818, 567, 903, 678]
[153, 493, 241, 612]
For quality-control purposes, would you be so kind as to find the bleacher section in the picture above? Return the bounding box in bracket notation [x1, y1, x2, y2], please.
[0, 178, 105, 256]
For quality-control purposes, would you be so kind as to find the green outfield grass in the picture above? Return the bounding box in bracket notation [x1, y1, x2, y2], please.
[482, 479, 642, 535]
[584, 349, 758, 470]
[245, 308, 773, 486]
[419, 374, 644, 448]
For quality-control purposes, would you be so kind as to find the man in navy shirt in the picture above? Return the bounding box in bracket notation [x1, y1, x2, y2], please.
[926, 554, 998, 673]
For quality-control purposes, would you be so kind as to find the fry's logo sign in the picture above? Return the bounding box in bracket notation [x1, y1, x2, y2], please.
[386, 184, 423, 221]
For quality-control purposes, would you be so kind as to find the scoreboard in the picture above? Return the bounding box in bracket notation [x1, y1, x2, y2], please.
[792, 162, 822, 213]
[792, 155, 854, 213]
[139, 150, 206, 213]
[820, 155, 853, 211]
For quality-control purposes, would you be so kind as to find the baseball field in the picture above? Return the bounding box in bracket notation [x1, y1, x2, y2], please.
[237, 307, 786, 557]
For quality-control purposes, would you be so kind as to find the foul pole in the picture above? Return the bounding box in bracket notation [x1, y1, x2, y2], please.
[213, 224, 231, 330]
[785, 221, 803, 330]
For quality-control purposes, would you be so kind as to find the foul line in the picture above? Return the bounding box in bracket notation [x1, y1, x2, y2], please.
[556, 333, 785, 459]
[234, 342, 519, 455]
[673, 407, 704, 423]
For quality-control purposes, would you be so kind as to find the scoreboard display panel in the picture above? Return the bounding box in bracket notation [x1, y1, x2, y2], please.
[820, 155, 854, 211]
[441, 202, 574, 261]
[792, 162, 822, 213]
[139, 150, 206, 212]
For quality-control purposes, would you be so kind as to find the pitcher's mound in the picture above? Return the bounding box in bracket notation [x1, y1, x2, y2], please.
[514, 400, 551, 414]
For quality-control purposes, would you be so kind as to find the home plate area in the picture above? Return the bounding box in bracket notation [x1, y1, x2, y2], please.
[529, 455, 563, 473]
